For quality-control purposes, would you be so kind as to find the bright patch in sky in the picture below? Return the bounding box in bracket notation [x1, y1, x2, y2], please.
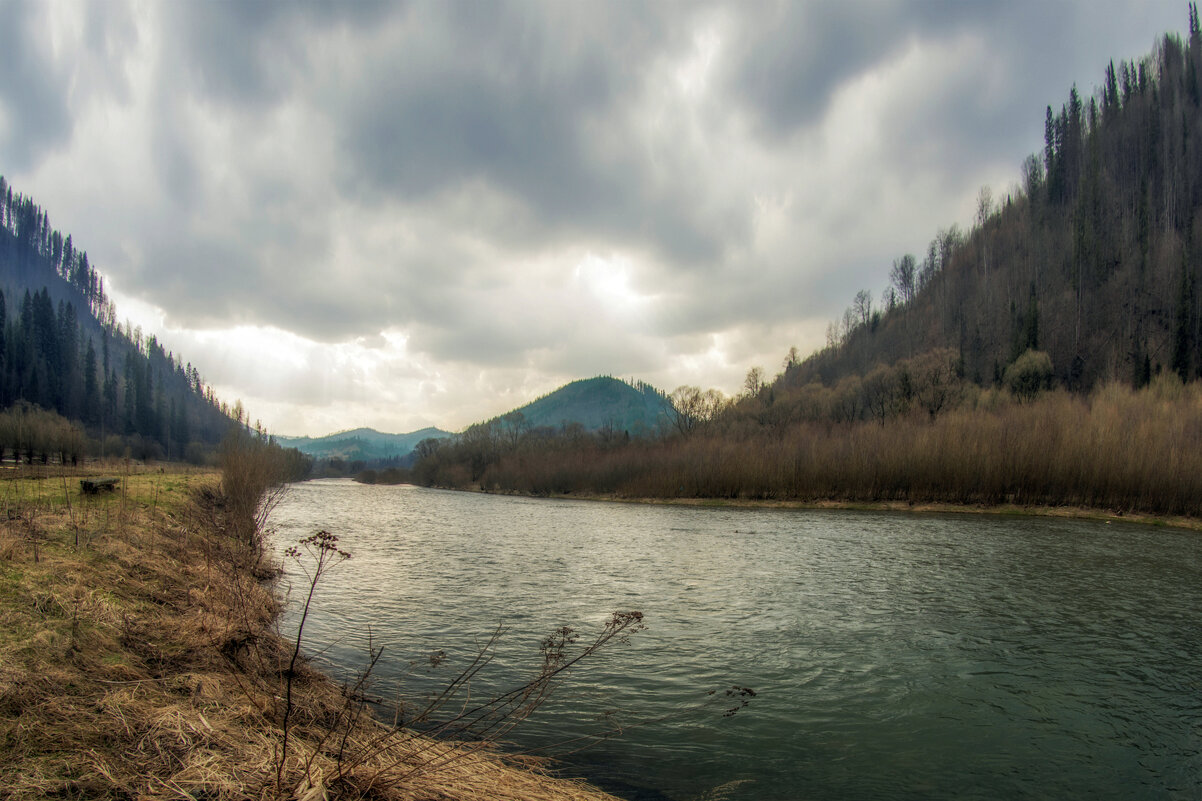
[675, 25, 723, 99]
[573, 253, 650, 322]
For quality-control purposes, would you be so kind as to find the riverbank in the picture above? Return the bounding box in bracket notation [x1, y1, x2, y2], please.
[0, 465, 623, 800]
[399, 478, 1202, 533]
[570, 494, 1202, 532]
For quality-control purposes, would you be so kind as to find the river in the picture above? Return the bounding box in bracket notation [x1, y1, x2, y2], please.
[268, 479, 1202, 801]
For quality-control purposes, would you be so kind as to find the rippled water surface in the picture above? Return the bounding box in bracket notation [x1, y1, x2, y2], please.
[269, 479, 1202, 800]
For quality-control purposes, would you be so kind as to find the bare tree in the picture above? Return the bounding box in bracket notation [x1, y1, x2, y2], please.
[890, 255, 917, 304]
[668, 386, 726, 437]
[826, 321, 840, 349]
[975, 185, 994, 227]
[882, 286, 898, 313]
[861, 365, 898, 426]
[744, 367, 765, 398]
[852, 289, 873, 328]
[500, 411, 528, 449]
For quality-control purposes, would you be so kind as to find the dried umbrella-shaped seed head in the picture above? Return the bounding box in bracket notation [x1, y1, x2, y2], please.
[296, 530, 352, 560]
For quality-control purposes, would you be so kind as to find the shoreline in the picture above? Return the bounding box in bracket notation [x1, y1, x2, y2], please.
[570, 494, 1202, 531]
[386, 479, 1202, 532]
[0, 466, 625, 801]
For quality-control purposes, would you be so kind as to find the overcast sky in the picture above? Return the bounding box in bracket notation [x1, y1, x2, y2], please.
[0, 1, 1190, 436]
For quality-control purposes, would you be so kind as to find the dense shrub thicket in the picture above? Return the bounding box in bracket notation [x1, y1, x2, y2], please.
[416, 375, 1202, 517]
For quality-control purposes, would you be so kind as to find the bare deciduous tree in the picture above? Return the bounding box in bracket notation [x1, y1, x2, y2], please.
[853, 289, 873, 328]
[668, 386, 726, 437]
[744, 367, 765, 398]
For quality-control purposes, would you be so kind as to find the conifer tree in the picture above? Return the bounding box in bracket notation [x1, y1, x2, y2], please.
[83, 338, 99, 425]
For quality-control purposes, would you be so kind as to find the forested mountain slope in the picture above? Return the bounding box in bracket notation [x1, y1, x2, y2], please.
[501, 376, 671, 435]
[0, 175, 238, 460]
[786, 18, 1202, 394]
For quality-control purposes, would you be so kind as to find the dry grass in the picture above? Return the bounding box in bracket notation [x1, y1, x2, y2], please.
[445, 379, 1202, 521]
[0, 466, 623, 801]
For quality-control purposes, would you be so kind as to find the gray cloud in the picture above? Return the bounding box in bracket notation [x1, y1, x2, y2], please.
[0, 2, 73, 169]
[0, 0, 139, 169]
[327, 3, 731, 264]
[161, 1, 392, 107]
[724, 3, 922, 137]
[3, 0, 1194, 433]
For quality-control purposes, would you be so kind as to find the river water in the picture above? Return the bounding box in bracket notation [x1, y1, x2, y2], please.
[268, 479, 1202, 801]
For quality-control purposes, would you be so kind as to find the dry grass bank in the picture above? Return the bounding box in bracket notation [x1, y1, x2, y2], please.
[0, 464, 622, 801]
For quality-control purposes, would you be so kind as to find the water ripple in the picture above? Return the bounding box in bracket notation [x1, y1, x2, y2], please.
[271, 480, 1202, 801]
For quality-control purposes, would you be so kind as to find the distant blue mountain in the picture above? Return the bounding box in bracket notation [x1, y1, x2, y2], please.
[283, 376, 670, 464]
[275, 426, 451, 463]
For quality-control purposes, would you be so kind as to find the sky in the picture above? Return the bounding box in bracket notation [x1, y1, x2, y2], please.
[0, 0, 1191, 436]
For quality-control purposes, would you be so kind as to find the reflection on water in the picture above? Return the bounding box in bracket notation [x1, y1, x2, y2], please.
[269, 479, 1202, 801]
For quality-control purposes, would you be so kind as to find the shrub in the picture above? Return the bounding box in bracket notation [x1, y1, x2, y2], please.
[1005, 349, 1054, 402]
[219, 430, 298, 549]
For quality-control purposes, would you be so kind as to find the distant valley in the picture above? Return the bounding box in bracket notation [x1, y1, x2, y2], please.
[282, 375, 672, 468]
[275, 427, 452, 465]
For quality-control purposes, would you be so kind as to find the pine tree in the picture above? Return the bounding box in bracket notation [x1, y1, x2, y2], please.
[104, 368, 119, 431]
[83, 338, 99, 425]
[123, 358, 136, 435]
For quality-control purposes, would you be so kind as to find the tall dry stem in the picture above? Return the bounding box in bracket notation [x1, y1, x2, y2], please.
[278, 530, 351, 793]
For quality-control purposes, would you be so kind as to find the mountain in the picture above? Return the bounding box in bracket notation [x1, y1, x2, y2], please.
[497, 376, 672, 436]
[409, 376, 674, 486]
[0, 175, 238, 461]
[275, 426, 451, 463]
[294, 376, 669, 466]
[410, 16, 1202, 510]
[783, 23, 1202, 395]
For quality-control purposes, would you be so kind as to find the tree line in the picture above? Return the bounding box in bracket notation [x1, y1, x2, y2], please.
[0, 402, 87, 465]
[803, 10, 1202, 395]
[411, 373, 1202, 517]
[0, 175, 263, 462]
[406, 10, 1202, 517]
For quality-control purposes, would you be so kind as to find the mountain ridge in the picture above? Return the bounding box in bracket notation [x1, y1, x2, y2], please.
[275, 426, 452, 463]
[285, 376, 672, 465]
[486, 376, 672, 436]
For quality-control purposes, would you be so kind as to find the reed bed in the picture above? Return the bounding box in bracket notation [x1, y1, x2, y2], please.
[469, 380, 1202, 519]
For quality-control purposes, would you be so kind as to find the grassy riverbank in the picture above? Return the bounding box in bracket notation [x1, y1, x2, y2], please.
[0, 463, 622, 801]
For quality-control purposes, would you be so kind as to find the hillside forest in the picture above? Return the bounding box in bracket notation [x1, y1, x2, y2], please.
[0, 175, 305, 474]
[409, 14, 1202, 518]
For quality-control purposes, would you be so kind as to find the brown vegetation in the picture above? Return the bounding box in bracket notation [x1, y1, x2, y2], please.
[0, 458, 624, 800]
[418, 376, 1202, 519]
[0, 402, 88, 466]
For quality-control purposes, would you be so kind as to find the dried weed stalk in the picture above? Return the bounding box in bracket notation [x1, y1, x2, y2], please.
[272, 523, 660, 799]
